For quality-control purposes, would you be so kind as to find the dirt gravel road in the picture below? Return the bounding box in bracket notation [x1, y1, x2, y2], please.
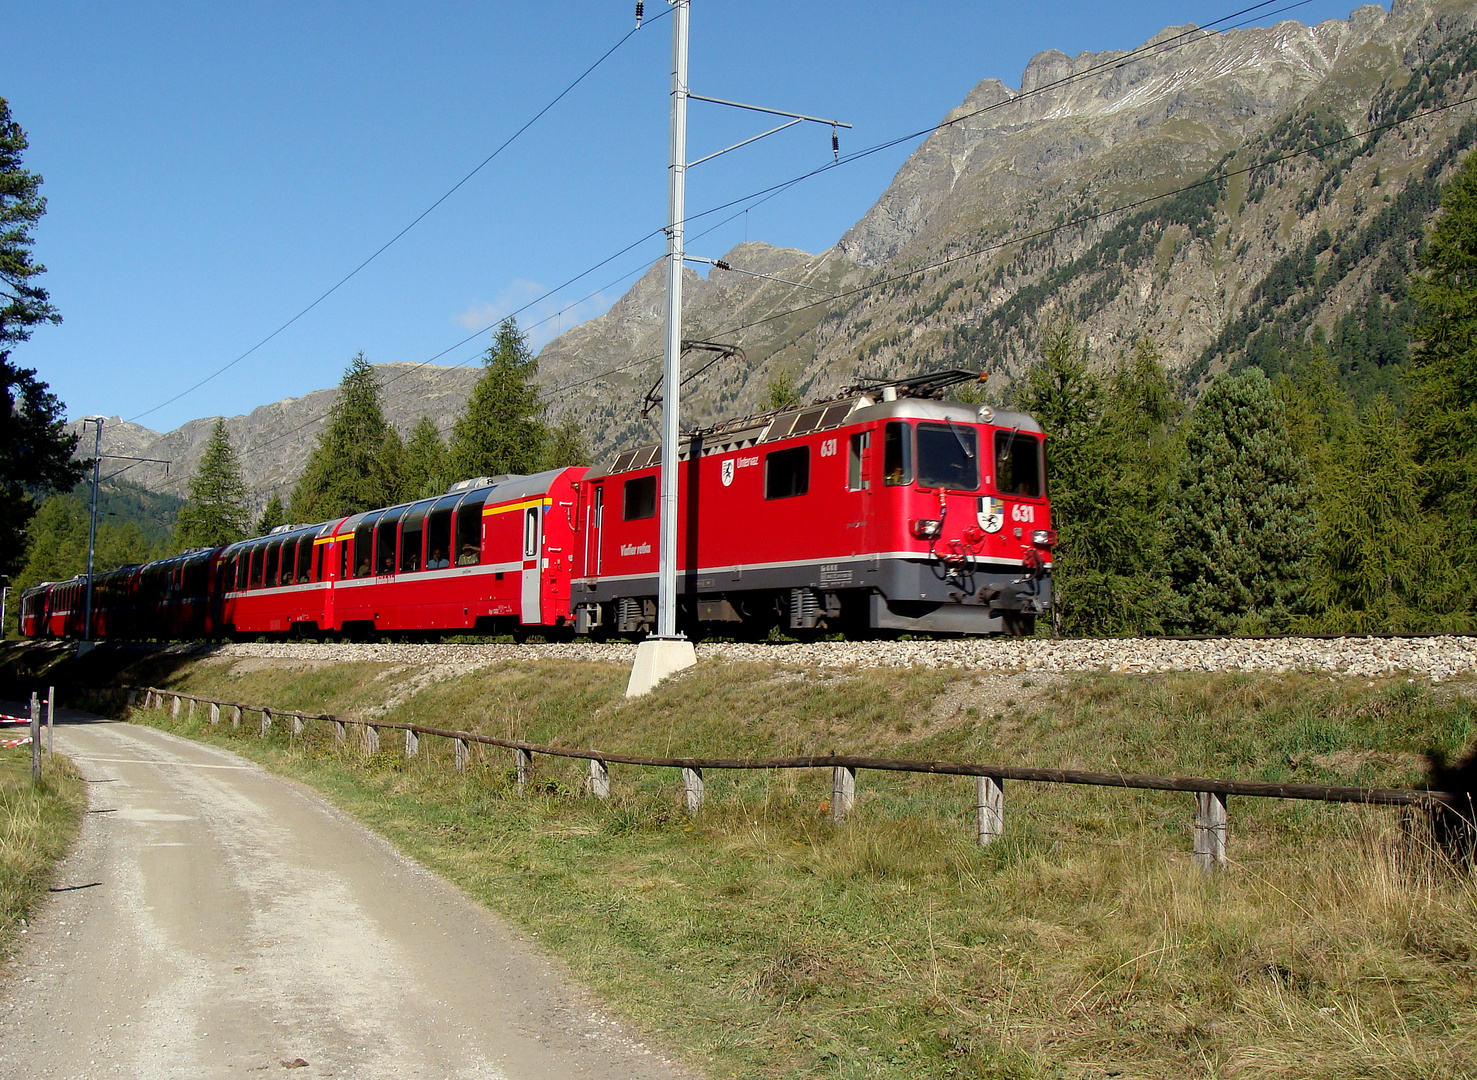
[0, 713, 700, 1080]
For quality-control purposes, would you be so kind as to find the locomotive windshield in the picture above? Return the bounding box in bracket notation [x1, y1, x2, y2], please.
[916, 422, 979, 490]
[994, 431, 1042, 497]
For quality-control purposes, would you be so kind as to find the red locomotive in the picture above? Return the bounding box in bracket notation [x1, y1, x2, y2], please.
[20, 371, 1053, 641]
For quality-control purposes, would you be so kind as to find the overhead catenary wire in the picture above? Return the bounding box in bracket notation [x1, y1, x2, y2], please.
[219, 0, 1454, 473]
[124, 10, 666, 426]
[142, 0, 1304, 444]
[550, 89, 1477, 416]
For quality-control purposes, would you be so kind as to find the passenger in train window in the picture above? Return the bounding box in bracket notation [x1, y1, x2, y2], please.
[429, 548, 449, 569]
[457, 544, 479, 566]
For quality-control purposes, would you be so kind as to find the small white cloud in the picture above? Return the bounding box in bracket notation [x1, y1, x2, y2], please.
[456, 279, 616, 352]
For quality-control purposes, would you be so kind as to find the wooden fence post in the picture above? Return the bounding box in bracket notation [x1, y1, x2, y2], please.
[1193, 792, 1228, 872]
[976, 776, 1004, 847]
[681, 766, 704, 814]
[231, 705, 242, 730]
[454, 738, 470, 772]
[832, 765, 856, 824]
[590, 758, 610, 799]
[171, 694, 181, 718]
[209, 702, 220, 725]
[333, 719, 346, 747]
[29, 692, 40, 783]
[259, 709, 272, 737]
[515, 748, 532, 794]
[292, 713, 304, 736]
[45, 686, 54, 758]
[152, 690, 162, 710]
[404, 728, 418, 759]
[365, 725, 380, 755]
[187, 698, 196, 719]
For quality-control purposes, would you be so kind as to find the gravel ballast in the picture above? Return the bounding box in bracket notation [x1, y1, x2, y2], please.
[153, 636, 1477, 681]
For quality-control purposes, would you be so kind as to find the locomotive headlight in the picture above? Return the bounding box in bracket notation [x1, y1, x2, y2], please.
[1032, 529, 1056, 547]
[911, 519, 943, 540]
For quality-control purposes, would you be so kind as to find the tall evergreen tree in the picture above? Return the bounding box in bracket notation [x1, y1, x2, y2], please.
[1016, 330, 1177, 636]
[0, 97, 85, 576]
[255, 492, 287, 535]
[447, 319, 546, 481]
[400, 415, 449, 500]
[1408, 148, 1477, 601]
[1165, 368, 1315, 633]
[1304, 397, 1462, 630]
[174, 419, 251, 549]
[289, 353, 396, 520]
[764, 368, 802, 411]
[542, 414, 591, 469]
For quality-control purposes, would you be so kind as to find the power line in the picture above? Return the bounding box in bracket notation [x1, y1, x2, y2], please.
[225, 0, 1398, 467]
[125, 12, 663, 426]
[536, 91, 1477, 415]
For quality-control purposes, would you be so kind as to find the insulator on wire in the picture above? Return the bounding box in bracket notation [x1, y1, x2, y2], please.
[831, 128, 840, 162]
[635, 1, 643, 27]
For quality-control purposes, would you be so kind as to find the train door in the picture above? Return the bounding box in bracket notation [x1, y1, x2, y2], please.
[521, 505, 542, 624]
[584, 483, 603, 578]
[847, 428, 873, 556]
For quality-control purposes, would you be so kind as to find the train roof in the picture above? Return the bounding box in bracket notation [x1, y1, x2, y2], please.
[587, 373, 1042, 480]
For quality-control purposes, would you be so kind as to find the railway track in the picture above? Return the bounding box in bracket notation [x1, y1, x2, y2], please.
[84, 633, 1477, 681]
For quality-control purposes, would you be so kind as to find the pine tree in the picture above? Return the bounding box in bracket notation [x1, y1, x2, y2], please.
[289, 353, 396, 520]
[1, 98, 85, 576]
[376, 425, 406, 502]
[764, 368, 802, 411]
[1305, 397, 1462, 630]
[400, 416, 449, 500]
[1165, 368, 1316, 633]
[1017, 331, 1178, 636]
[1408, 148, 1477, 602]
[255, 492, 287, 535]
[447, 319, 546, 481]
[542, 414, 591, 469]
[174, 419, 251, 549]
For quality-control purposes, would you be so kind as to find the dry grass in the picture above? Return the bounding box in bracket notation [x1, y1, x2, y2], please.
[120, 658, 1477, 1079]
[0, 749, 85, 962]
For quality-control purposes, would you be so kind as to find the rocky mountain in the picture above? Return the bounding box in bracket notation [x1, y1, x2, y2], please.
[80, 363, 480, 514]
[538, 0, 1477, 446]
[107, 0, 1477, 503]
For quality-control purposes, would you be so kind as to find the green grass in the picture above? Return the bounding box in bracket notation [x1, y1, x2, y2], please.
[116, 655, 1477, 1079]
[0, 749, 86, 961]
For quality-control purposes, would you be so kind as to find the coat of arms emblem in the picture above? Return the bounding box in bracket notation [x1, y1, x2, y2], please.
[721, 459, 735, 487]
[977, 497, 1004, 533]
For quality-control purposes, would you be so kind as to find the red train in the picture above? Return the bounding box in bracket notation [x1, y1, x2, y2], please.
[20, 371, 1053, 641]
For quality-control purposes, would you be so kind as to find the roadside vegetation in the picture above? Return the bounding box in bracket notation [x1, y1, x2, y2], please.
[0, 749, 85, 961]
[114, 652, 1477, 1079]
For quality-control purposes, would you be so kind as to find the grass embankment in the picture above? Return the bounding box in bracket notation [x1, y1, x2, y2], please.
[120, 653, 1477, 1080]
[0, 749, 85, 962]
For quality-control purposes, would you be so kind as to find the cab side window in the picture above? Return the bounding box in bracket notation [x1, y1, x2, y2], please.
[764, 446, 809, 500]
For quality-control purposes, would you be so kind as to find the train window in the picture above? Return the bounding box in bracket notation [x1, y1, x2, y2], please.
[426, 509, 453, 569]
[400, 521, 423, 573]
[296, 538, 313, 583]
[883, 422, 912, 486]
[375, 516, 400, 576]
[455, 499, 484, 565]
[339, 541, 350, 580]
[353, 523, 376, 578]
[994, 431, 1042, 497]
[765, 446, 810, 500]
[315, 542, 325, 582]
[279, 540, 297, 585]
[524, 507, 539, 558]
[848, 432, 870, 491]
[623, 475, 656, 521]
[264, 542, 282, 588]
[249, 546, 265, 589]
[916, 422, 979, 491]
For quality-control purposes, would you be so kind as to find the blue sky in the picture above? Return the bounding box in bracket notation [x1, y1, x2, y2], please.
[6, 0, 1367, 432]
